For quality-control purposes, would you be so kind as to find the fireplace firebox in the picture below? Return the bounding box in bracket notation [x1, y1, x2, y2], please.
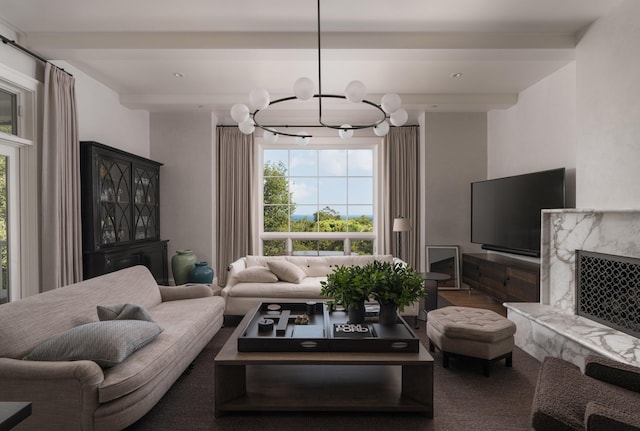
[576, 250, 640, 338]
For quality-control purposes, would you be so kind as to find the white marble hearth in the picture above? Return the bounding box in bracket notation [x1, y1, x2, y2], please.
[506, 209, 640, 369]
[506, 302, 640, 368]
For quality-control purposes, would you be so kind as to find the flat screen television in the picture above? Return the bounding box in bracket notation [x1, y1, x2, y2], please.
[471, 168, 566, 258]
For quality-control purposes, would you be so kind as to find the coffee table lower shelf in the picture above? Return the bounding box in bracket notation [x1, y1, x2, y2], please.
[214, 309, 433, 418]
[216, 364, 431, 416]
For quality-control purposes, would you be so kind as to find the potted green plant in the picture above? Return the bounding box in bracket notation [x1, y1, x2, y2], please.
[320, 265, 371, 324]
[367, 260, 425, 325]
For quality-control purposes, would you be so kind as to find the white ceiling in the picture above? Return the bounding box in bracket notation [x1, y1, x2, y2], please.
[0, 0, 625, 126]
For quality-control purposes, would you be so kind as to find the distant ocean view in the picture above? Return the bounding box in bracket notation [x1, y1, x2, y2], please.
[291, 214, 372, 221]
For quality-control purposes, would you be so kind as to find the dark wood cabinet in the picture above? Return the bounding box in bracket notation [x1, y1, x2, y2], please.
[462, 253, 540, 303]
[80, 141, 168, 284]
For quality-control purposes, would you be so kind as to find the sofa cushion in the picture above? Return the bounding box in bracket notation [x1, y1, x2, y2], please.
[235, 266, 279, 283]
[245, 255, 275, 268]
[0, 265, 162, 359]
[24, 320, 163, 368]
[227, 278, 327, 298]
[158, 284, 213, 302]
[97, 303, 155, 322]
[98, 296, 224, 403]
[267, 260, 306, 283]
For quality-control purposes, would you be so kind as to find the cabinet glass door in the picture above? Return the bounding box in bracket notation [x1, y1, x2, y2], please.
[133, 166, 159, 240]
[98, 157, 131, 246]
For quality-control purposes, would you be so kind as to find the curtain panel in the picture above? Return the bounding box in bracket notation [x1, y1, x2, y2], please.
[40, 63, 83, 290]
[216, 127, 255, 286]
[382, 126, 420, 269]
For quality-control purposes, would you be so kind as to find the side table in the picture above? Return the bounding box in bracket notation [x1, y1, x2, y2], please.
[418, 272, 451, 321]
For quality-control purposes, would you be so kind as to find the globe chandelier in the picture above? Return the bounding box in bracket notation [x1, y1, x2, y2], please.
[229, 0, 408, 145]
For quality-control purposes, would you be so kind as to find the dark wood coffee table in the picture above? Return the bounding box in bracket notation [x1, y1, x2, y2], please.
[214, 310, 434, 417]
[0, 402, 31, 431]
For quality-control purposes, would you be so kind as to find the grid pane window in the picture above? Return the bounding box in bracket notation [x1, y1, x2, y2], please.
[262, 148, 374, 234]
[0, 89, 17, 136]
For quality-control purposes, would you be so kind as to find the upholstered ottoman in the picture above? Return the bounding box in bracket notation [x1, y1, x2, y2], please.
[426, 306, 516, 376]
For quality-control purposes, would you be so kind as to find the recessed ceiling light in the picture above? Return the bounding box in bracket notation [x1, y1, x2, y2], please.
[173, 72, 184, 78]
[451, 73, 463, 78]
[431, 105, 439, 109]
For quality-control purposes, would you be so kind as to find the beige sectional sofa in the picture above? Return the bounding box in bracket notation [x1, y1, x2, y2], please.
[0, 265, 225, 431]
[223, 254, 419, 320]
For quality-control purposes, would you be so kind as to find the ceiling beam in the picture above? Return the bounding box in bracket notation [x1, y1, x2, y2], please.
[25, 31, 576, 50]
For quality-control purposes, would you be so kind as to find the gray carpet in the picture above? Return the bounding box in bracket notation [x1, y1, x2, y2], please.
[125, 304, 540, 431]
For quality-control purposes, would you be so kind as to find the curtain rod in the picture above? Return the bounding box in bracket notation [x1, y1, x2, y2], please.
[1, 33, 73, 77]
[217, 124, 419, 128]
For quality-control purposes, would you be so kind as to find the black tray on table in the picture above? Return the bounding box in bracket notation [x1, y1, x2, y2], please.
[237, 302, 419, 353]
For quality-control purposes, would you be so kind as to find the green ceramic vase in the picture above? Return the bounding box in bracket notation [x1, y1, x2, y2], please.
[171, 249, 197, 285]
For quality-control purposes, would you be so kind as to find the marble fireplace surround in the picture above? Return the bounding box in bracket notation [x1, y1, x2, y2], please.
[505, 209, 640, 369]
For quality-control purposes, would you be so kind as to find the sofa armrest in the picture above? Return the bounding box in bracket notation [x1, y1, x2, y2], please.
[584, 355, 640, 393]
[0, 357, 104, 429]
[159, 284, 213, 302]
[225, 257, 247, 288]
[0, 357, 104, 385]
[585, 401, 640, 431]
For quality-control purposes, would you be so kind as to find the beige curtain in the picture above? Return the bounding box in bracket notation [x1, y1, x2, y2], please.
[40, 63, 82, 291]
[216, 127, 255, 286]
[382, 126, 420, 269]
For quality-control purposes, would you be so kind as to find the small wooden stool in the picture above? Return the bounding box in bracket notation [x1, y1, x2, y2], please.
[426, 306, 516, 377]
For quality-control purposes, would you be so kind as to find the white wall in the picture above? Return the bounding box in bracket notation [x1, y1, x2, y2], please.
[576, 0, 640, 209]
[423, 112, 487, 256]
[487, 62, 577, 207]
[150, 112, 217, 283]
[0, 25, 39, 79]
[54, 61, 150, 158]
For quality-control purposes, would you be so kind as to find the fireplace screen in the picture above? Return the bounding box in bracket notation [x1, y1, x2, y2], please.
[576, 250, 640, 338]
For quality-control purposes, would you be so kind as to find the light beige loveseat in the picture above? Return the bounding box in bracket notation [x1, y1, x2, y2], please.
[223, 255, 419, 321]
[0, 265, 225, 431]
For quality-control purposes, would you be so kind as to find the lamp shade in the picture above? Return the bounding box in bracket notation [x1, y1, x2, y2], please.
[293, 77, 315, 101]
[339, 124, 353, 139]
[381, 93, 402, 114]
[345, 80, 367, 103]
[373, 120, 390, 137]
[263, 130, 278, 144]
[392, 217, 411, 232]
[249, 88, 270, 111]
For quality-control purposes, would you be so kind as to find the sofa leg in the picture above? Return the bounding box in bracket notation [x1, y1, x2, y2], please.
[505, 352, 513, 367]
[428, 339, 435, 353]
[483, 361, 491, 377]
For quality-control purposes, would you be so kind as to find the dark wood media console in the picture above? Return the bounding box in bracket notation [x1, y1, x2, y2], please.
[462, 253, 540, 303]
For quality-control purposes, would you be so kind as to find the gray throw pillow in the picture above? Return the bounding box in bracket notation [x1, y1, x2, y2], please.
[24, 320, 163, 368]
[97, 303, 155, 322]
